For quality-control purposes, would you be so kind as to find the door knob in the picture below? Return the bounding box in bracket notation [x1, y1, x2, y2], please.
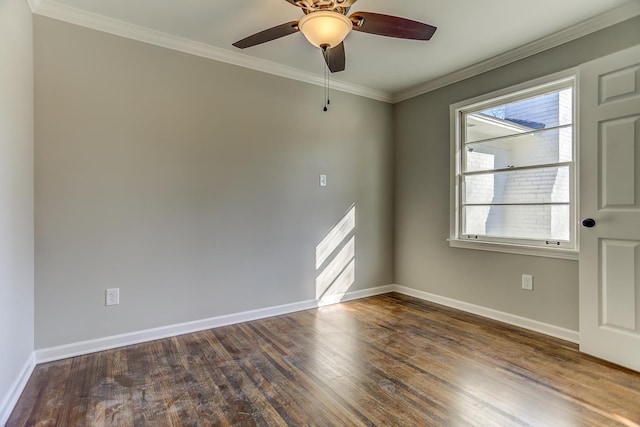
[582, 218, 596, 228]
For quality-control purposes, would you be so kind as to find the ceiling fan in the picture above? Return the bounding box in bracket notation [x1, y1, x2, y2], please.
[232, 0, 437, 73]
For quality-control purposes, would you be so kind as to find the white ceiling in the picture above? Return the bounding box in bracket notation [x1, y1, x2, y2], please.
[29, 0, 639, 101]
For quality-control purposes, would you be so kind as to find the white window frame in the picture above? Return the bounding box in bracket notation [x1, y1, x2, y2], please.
[449, 69, 579, 260]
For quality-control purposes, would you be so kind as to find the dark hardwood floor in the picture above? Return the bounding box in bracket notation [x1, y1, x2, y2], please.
[8, 293, 640, 426]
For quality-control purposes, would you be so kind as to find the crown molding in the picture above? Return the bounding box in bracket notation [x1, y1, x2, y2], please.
[30, 0, 393, 103]
[25, 0, 41, 13]
[392, 0, 640, 103]
[27, 0, 640, 104]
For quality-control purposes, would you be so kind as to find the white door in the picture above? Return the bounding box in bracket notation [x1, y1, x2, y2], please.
[579, 45, 640, 371]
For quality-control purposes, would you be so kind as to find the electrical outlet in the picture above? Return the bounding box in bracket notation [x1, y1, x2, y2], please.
[522, 274, 533, 291]
[106, 288, 120, 306]
[320, 174, 327, 187]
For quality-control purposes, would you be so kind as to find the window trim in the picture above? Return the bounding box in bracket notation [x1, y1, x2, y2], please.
[449, 69, 579, 260]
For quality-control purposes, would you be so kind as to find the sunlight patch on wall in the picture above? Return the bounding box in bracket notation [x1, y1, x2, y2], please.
[316, 236, 355, 300]
[316, 205, 356, 306]
[316, 205, 355, 269]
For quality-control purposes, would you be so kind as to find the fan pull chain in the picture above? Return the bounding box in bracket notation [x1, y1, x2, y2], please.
[327, 66, 331, 108]
[323, 63, 328, 112]
[323, 45, 330, 112]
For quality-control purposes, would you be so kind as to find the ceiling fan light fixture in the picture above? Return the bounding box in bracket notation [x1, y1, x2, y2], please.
[298, 11, 352, 49]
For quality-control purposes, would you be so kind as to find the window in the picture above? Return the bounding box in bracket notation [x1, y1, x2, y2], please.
[450, 72, 578, 259]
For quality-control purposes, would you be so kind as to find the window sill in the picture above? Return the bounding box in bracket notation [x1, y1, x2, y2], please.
[448, 238, 579, 260]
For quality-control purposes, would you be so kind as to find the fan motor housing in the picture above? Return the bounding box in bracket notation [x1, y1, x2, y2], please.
[286, 0, 357, 14]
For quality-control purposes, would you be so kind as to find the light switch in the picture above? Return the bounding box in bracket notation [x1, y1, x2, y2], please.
[320, 174, 327, 187]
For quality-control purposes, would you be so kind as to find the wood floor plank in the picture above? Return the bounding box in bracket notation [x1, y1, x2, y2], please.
[8, 292, 640, 426]
[253, 313, 464, 426]
[350, 294, 638, 425]
[297, 304, 524, 426]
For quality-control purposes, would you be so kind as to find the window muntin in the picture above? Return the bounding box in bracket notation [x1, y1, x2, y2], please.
[463, 166, 571, 205]
[462, 204, 570, 241]
[464, 90, 574, 143]
[452, 76, 576, 254]
[464, 126, 573, 172]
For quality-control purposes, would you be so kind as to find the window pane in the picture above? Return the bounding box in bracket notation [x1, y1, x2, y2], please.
[463, 204, 570, 241]
[465, 87, 573, 144]
[464, 126, 573, 172]
[453, 77, 576, 250]
[464, 166, 570, 205]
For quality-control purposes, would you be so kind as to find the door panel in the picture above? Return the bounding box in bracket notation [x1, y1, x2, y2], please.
[599, 116, 639, 209]
[601, 239, 638, 331]
[580, 45, 640, 372]
[598, 64, 640, 104]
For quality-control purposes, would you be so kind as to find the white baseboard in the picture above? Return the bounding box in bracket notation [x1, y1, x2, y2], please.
[10, 283, 576, 421]
[319, 284, 394, 306]
[35, 285, 394, 364]
[0, 351, 36, 426]
[34, 282, 576, 363]
[392, 285, 579, 343]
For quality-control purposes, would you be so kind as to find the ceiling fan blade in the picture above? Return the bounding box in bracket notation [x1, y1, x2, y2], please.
[232, 21, 299, 49]
[349, 11, 436, 40]
[322, 42, 346, 73]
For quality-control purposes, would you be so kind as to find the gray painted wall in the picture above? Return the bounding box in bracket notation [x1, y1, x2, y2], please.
[0, 0, 34, 414]
[34, 16, 394, 349]
[394, 16, 640, 331]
